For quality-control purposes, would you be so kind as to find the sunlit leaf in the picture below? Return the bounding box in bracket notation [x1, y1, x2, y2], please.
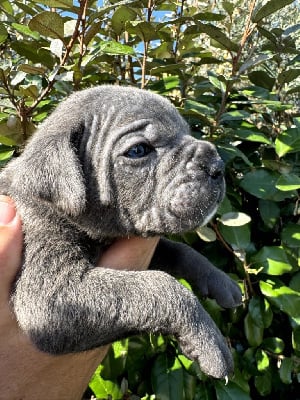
[233, 128, 271, 144]
[240, 169, 296, 201]
[256, 349, 269, 372]
[195, 226, 217, 242]
[276, 174, 300, 191]
[0, 23, 8, 44]
[12, 22, 40, 40]
[252, 0, 294, 22]
[260, 279, 300, 318]
[111, 6, 137, 35]
[50, 39, 64, 58]
[30, 0, 73, 7]
[99, 40, 135, 55]
[281, 224, 300, 248]
[220, 212, 251, 226]
[29, 11, 64, 40]
[278, 69, 300, 85]
[262, 337, 285, 354]
[251, 246, 293, 275]
[275, 128, 300, 157]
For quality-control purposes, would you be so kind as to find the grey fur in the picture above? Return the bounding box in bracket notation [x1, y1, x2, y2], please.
[0, 86, 242, 379]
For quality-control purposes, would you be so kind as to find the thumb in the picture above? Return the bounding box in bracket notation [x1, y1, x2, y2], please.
[0, 196, 23, 295]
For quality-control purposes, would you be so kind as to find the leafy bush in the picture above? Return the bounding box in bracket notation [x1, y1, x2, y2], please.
[0, 0, 299, 399]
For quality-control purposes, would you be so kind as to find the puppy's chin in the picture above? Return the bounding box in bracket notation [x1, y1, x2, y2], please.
[133, 187, 224, 236]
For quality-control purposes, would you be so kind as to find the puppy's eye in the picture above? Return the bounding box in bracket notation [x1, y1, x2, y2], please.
[124, 143, 153, 159]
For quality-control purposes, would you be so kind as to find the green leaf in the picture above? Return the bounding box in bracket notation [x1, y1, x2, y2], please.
[255, 349, 269, 372]
[279, 357, 293, 384]
[208, 74, 226, 93]
[222, 1, 235, 16]
[126, 21, 159, 42]
[259, 278, 300, 318]
[98, 40, 135, 56]
[220, 110, 251, 122]
[290, 272, 300, 292]
[219, 223, 251, 250]
[262, 337, 285, 354]
[244, 312, 264, 347]
[215, 381, 251, 400]
[29, 11, 64, 40]
[281, 224, 300, 248]
[0, 147, 14, 161]
[239, 54, 274, 75]
[249, 297, 273, 329]
[0, 0, 13, 14]
[240, 169, 296, 201]
[252, 0, 294, 23]
[200, 23, 239, 52]
[219, 212, 251, 227]
[248, 70, 276, 91]
[111, 6, 137, 36]
[185, 23, 238, 52]
[152, 354, 184, 400]
[18, 64, 47, 75]
[276, 173, 300, 191]
[275, 128, 300, 157]
[0, 23, 8, 45]
[233, 128, 271, 145]
[278, 69, 300, 85]
[89, 365, 123, 399]
[258, 200, 280, 229]
[184, 99, 215, 116]
[251, 246, 293, 275]
[195, 226, 217, 242]
[12, 22, 40, 40]
[254, 372, 272, 396]
[218, 144, 253, 166]
[292, 326, 300, 352]
[30, 0, 73, 7]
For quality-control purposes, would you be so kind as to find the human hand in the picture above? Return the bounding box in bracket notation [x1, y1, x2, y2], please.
[0, 195, 159, 400]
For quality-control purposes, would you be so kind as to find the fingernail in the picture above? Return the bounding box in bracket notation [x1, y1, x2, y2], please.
[0, 197, 16, 225]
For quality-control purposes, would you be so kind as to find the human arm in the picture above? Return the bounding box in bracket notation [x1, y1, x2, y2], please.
[0, 195, 159, 400]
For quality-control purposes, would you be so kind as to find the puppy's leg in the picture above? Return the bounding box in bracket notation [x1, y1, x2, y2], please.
[13, 230, 233, 379]
[150, 237, 242, 308]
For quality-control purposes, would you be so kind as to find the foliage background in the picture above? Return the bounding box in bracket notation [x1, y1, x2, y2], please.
[1, 0, 300, 399]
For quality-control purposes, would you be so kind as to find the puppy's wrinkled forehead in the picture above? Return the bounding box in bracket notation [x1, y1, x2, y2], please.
[81, 85, 190, 141]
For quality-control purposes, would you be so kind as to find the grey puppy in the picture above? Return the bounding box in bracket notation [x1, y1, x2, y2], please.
[0, 86, 241, 379]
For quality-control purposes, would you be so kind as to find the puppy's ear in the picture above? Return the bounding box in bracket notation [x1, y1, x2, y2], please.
[13, 130, 86, 217]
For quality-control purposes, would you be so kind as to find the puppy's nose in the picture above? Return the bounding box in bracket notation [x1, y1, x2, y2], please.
[207, 159, 224, 180]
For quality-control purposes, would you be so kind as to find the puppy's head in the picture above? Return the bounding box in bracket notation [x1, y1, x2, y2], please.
[9, 86, 224, 238]
[106, 88, 225, 236]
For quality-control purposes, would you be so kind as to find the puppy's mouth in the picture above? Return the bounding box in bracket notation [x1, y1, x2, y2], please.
[167, 178, 225, 227]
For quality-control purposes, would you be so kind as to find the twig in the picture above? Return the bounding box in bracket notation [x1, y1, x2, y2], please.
[214, 0, 257, 128]
[27, 0, 89, 113]
[141, 0, 154, 89]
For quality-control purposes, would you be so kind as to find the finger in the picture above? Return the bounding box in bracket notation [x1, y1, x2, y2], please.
[98, 236, 160, 270]
[0, 196, 23, 300]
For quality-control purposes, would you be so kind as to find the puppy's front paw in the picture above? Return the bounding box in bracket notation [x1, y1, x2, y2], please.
[205, 270, 242, 309]
[178, 322, 233, 378]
